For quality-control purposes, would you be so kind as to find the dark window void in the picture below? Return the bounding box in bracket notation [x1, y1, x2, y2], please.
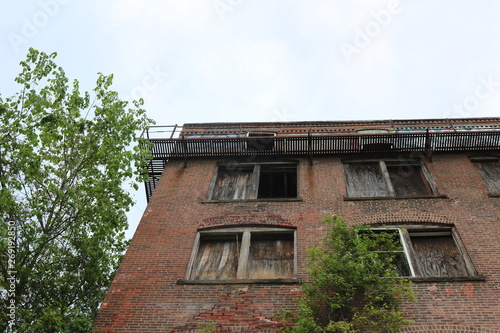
[258, 165, 297, 198]
[246, 132, 276, 150]
[367, 227, 476, 278]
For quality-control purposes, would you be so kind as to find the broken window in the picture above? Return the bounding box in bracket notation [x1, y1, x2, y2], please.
[358, 129, 394, 150]
[367, 226, 476, 278]
[246, 132, 276, 150]
[343, 160, 435, 198]
[209, 162, 297, 200]
[471, 157, 500, 195]
[183, 133, 241, 153]
[186, 227, 296, 281]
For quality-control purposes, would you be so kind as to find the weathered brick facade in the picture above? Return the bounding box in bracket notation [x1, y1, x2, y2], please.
[94, 118, 500, 332]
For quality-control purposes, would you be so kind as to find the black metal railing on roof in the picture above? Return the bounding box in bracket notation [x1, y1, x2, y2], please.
[142, 130, 500, 201]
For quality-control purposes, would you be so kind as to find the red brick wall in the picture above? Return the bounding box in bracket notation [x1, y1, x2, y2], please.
[94, 151, 500, 332]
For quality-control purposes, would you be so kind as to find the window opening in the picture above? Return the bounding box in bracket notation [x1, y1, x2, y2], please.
[246, 132, 276, 151]
[471, 157, 500, 195]
[368, 227, 476, 278]
[344, 160, 434, 198]
[258, 164, 297, 198]
[187, 228, 296, 281]
[210, 163, 297, 200]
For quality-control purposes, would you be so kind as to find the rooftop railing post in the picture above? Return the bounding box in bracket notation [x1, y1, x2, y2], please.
[425, 129, 433, 162]
[182, 134, 189, 168]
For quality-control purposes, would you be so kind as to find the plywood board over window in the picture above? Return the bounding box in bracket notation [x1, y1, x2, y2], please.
[190, 235, 241, 280]
[247, 233, 294, 279]
[343, 159, 436, 198]
[471, 157, 500, 195]
[211, 165, 256, 200]
[186, 227, 297, 281]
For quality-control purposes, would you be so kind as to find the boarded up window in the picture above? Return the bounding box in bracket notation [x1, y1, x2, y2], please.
[472, 158, 500, 195]
[210, 163, 297, 200]
[190, 235, 241, 280]
[344, 160, 434, 197]
[409, 231, 470, 277]
[371, 227, 476, 278]
[247, 233, 294, 279]
[188, 228, 296, 281]
[386, 162, 433, 196]
[211, 166, 255, 200]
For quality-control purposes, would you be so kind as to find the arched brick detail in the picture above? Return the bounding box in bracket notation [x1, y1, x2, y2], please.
[349, 213, 457, 227]
[198, 213, 295, 229]
[402, 325, 498, 333]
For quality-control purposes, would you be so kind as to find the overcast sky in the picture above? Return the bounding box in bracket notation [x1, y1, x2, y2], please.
[2, 0, 500, 237]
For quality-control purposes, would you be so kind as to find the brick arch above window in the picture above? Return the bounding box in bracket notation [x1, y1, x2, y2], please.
[199, 213, 295, 229]
[402, 325, 498, 333]
[350, 213, 457, 227]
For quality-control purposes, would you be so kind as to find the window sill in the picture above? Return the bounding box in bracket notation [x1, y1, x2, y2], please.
[202, 198, 303, 204]
[343, 194, 448, 201]
[177, 278, 301, 285]
[394, 276, 486, 283]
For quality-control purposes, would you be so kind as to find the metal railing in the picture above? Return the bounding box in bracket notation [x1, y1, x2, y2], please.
[142, 130, 500, 201]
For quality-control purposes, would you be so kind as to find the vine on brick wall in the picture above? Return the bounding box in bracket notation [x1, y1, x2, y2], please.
[281, 216, 414, 333]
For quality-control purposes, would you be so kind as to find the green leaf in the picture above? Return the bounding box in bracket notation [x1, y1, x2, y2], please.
[0, 48, 154, 332]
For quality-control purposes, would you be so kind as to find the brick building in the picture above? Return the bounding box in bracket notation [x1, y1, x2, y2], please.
[94, 118, 500, 332]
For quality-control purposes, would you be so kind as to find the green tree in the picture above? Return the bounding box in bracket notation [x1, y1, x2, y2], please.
[0, 48, 154, 332]
[283, 216, 414, 333]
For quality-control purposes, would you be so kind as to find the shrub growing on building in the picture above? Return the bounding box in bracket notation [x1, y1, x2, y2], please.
[283, 215, 414, 332]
